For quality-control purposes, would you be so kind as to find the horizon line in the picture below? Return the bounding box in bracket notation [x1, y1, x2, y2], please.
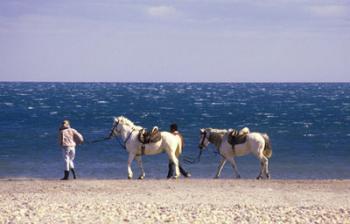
[0, 81, 349, 84]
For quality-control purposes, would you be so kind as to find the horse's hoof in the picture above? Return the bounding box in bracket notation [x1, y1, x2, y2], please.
[266, 173, 271, 179]
[172, 176, 179, 179]
[128, 176, 132, 180]
[256, 175, 262, 180]
[138, 176, 145, 180]
[236, 175, 241, 179]
[214, 176, 219, 179]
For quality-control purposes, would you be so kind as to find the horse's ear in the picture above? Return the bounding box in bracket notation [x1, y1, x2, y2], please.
[200, 128, 204, 133]
[113, 117, 118, 122]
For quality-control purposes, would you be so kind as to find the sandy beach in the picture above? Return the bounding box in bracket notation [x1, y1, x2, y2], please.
[0, 179, 349, 223]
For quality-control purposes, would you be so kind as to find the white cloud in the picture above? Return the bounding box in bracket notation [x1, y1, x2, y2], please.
[146, 5, 177, 17]
[307, 4, 348, 17]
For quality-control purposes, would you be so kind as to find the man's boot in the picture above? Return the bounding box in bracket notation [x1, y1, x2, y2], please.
[167, 162, 174, 179]
[180, 165, 191, 178]
[60, 170, 69, 180]
[71, 168, 76, 179]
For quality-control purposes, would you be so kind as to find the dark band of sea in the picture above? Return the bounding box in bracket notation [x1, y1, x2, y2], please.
[0, 82, 349, 179]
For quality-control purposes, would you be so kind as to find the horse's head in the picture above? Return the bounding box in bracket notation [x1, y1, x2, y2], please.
[110, 116, 123, 137]
[198, 128, 210, 149]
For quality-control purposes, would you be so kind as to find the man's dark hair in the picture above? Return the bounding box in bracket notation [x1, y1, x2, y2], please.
[170, 123, 178, 132]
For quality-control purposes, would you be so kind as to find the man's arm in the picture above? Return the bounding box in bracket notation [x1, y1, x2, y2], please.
[73, 129, 84, 144]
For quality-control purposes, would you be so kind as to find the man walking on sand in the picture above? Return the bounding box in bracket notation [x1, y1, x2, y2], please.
[167, 123, 191, 178]
[59, 120, 84, 180]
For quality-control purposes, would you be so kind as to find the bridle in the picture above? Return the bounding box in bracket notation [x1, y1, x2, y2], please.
[109, 120, 120, 137]
[199, 130, 209, 149]
[110, 119, 135, 150]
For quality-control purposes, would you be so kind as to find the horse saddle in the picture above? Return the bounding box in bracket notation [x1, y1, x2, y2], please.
[138, 126, 162, 144]
[227, 128, 248, 148]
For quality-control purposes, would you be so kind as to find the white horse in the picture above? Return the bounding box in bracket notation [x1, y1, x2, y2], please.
[198, 128, 272, 179]
[110, 116, 183, 179]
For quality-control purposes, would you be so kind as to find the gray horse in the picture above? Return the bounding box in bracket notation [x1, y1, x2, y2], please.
[198, 128, 272, 179]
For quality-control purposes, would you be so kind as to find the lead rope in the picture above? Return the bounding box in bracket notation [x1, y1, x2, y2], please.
[116, 128, 135, 150]
[182, 149, 203, 164]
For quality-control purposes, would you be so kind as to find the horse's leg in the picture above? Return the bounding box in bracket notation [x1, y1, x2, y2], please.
[214, 157, 226, 179]
[135, 155, 145, 180]
[127, 153, 136, 179]
[265, 158, 270, 179]
[168, 153, 180, 179]
[257, 156, 268, 180]
[226, 157, 241, 179]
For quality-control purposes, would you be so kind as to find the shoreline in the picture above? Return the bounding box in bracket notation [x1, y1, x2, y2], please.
[1, 179, 349, 223]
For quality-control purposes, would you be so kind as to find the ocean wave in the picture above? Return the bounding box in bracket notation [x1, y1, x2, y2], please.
[159, 107, 174, 110]
[4, 102, 14, 106]
[304, 133, 316, 137]
[16, 93, 29, 96]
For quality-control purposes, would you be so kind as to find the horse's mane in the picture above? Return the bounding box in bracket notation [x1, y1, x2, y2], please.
[204, 128, 226, 148]
[206, 128, 228, 135]
[116, 116, 143, 130]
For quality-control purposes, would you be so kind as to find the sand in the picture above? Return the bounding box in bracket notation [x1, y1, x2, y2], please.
[0, 179, 349, 223]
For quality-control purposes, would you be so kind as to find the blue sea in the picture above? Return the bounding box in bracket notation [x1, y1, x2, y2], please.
[0, 82, 349, 179]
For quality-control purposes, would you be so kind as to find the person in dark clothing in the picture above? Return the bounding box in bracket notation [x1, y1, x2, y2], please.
[167, 123, 191, 178]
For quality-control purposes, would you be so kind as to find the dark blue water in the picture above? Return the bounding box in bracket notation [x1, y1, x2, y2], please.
[0, 82, 349, 179]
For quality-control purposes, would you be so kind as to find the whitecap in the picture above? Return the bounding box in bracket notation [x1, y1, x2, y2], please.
[298, 103, 315, 107]
[50, 111, 58, 115]
[303, 122, 312, 128]
[304, 133, 315, 137]
[34, 98, 46, 101]
[40, 132, 49, 138]
[27, 107, 34, 110]
[293, 121, 304, 125]
[97, 100, 108, 104]
[141, 113, 149, 118]
[201, 113, 214, 118]
[267, 115, 277, 118]
[160, 107, 174, 110]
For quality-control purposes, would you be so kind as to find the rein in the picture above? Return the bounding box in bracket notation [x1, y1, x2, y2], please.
[199, 131, 207, 148]
[182, 130, 222, 164]
[86, 120, 134, 150]
[183, 131, 207, 164]
[182, 149, 203, 164]
[117, 128, 135, 150]
[86, 137, 111, 144]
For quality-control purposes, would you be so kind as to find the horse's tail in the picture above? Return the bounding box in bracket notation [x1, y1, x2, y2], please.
[175, 141, 182, 158]
[262, 133, 272, 158]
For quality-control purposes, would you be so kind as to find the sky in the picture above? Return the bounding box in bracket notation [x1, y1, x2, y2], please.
[0, 0, 349, 82]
